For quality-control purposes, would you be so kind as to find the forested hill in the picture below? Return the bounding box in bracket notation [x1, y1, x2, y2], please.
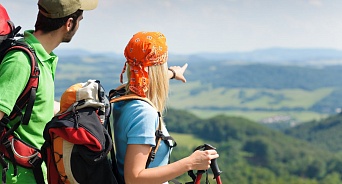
[165, 108, 342, 183]
[283, 113, 342, 153]
[53, 48, 342, 183]
[54, 48, 342, 123]
[179, 63, 342, 90]
[55, 48, 342, 96]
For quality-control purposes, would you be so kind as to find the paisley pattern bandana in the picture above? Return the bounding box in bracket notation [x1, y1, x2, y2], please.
[120, 31, 168, 97]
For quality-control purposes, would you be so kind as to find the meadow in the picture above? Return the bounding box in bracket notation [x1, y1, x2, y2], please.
[168, 81, 333, 123]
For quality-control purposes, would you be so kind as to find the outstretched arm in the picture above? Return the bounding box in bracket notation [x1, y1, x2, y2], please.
[168, 63, 188, 83]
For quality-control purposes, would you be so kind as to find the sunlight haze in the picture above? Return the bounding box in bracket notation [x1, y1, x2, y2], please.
[2, 0, 342, 54]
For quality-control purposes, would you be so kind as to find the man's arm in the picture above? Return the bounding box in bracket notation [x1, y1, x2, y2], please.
[0, 111, 5, 120]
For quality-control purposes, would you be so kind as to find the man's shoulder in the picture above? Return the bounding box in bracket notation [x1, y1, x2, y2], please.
[2, 47, 33, 67]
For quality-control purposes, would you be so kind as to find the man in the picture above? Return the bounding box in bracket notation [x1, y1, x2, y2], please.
[0, 0, 98, 183]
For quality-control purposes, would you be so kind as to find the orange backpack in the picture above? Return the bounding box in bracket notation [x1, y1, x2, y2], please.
[41, 80, 119, 184]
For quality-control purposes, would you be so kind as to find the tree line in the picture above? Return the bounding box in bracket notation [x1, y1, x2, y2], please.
[165, 108, 342, 184]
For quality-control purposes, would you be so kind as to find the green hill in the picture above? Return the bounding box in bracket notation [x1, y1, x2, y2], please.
[54, 54, 342, 125]
[283, 114, 342, 153]
[52, 52, 342, 183]
[165, 108, 342, 184]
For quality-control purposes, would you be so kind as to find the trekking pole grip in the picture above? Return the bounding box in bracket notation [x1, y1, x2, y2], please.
[203, 144, 222, 179]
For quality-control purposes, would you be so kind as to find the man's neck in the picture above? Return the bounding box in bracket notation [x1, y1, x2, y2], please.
[33, 30, 62, 54]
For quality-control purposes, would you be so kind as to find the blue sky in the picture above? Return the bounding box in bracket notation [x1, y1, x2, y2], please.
[2, 0, 342, 54]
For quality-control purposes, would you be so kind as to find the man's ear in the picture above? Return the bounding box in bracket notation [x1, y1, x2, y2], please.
[65, 18, 74, 32]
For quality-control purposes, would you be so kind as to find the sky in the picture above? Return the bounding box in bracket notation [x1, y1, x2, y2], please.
[2, 0, 342, 55]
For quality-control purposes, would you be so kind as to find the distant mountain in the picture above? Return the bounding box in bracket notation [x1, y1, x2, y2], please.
[53, 47, 342, 124]
[54, 47, 342, 65]
[54, 48, 93, 56]
[189, 47, 342, 64]
[54, 48, 122, 59]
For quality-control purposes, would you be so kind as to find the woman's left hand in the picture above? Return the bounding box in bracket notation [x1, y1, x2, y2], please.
[169, 63, 188, 83]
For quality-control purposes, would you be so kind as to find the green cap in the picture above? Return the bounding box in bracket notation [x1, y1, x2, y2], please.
[38, 0, 98, 18]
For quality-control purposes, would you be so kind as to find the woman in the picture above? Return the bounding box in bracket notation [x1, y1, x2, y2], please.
[113, 31, 219, 184]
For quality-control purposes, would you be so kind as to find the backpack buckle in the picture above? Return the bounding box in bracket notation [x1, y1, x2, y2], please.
[29, 155, 42, 168]
[2, 139, 11, 148]
[155, 130, 163, 137]
[0, 117, 10, 125]
[149, 150, 156, 162]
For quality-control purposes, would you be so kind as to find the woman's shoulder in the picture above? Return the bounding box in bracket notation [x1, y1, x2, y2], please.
[121, 99, 159, 126]
[124, 99, 156, 112]
[113, 98, 158, 118]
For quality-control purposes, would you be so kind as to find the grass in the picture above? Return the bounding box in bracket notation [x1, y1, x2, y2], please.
[170, 132, 207, 149]
[169, 132, 220, 184]
[169, 82, 334, 123]
[187, 109, 329, 123]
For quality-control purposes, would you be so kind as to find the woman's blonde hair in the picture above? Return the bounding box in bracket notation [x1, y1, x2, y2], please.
[126, 63, 169, 113]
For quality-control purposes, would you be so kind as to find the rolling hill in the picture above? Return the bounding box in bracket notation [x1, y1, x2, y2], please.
[54, 47, 342, 125]
[165, 108, 342, 184]
[283, 113, 342, 153]
[52, 48, 342, 183]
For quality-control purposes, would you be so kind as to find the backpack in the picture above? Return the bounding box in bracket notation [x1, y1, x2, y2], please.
[41, 80, 118, 184]
[110, 86, 180, 184]
[0, 4, 43, 184]
[41, 80, 176, 184]
[108, 85, 177, 169]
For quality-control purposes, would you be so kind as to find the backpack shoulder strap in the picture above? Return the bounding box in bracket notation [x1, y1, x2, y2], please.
[0, 41, 43, 184]
[109, 94, 161, 134]
[110, 93, 164, 167]
[110, 94, 156, 108]
[0, 41, 40, 126]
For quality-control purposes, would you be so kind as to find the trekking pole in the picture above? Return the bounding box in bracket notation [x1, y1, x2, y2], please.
[190, 144, 222, 184]
[203, 144, 222, 184]
[211, 157, 222, 184]
[194, 170, 205, 184]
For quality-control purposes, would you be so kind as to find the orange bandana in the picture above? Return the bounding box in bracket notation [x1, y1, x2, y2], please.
[120, 31, 168, 97]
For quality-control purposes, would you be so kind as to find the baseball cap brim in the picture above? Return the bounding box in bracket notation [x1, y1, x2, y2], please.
[80, 0, 98, 11]
[38, 0, 98, 18]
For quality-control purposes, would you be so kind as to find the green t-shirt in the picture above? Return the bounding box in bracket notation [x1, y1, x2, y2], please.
[0, 30, 58, 183]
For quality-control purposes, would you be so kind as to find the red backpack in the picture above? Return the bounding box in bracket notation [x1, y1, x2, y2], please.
[41, 80, 119, 184]
[41, 81, 177, 184]
[0, 4, 43, 184]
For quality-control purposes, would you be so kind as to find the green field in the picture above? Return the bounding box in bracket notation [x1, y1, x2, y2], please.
[187, 109, 328, 123]
[170, 132, 206, 149]
[168, 132, 217, 183]
[168, 82, 333, 123]
[54, 59, 340, 125]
